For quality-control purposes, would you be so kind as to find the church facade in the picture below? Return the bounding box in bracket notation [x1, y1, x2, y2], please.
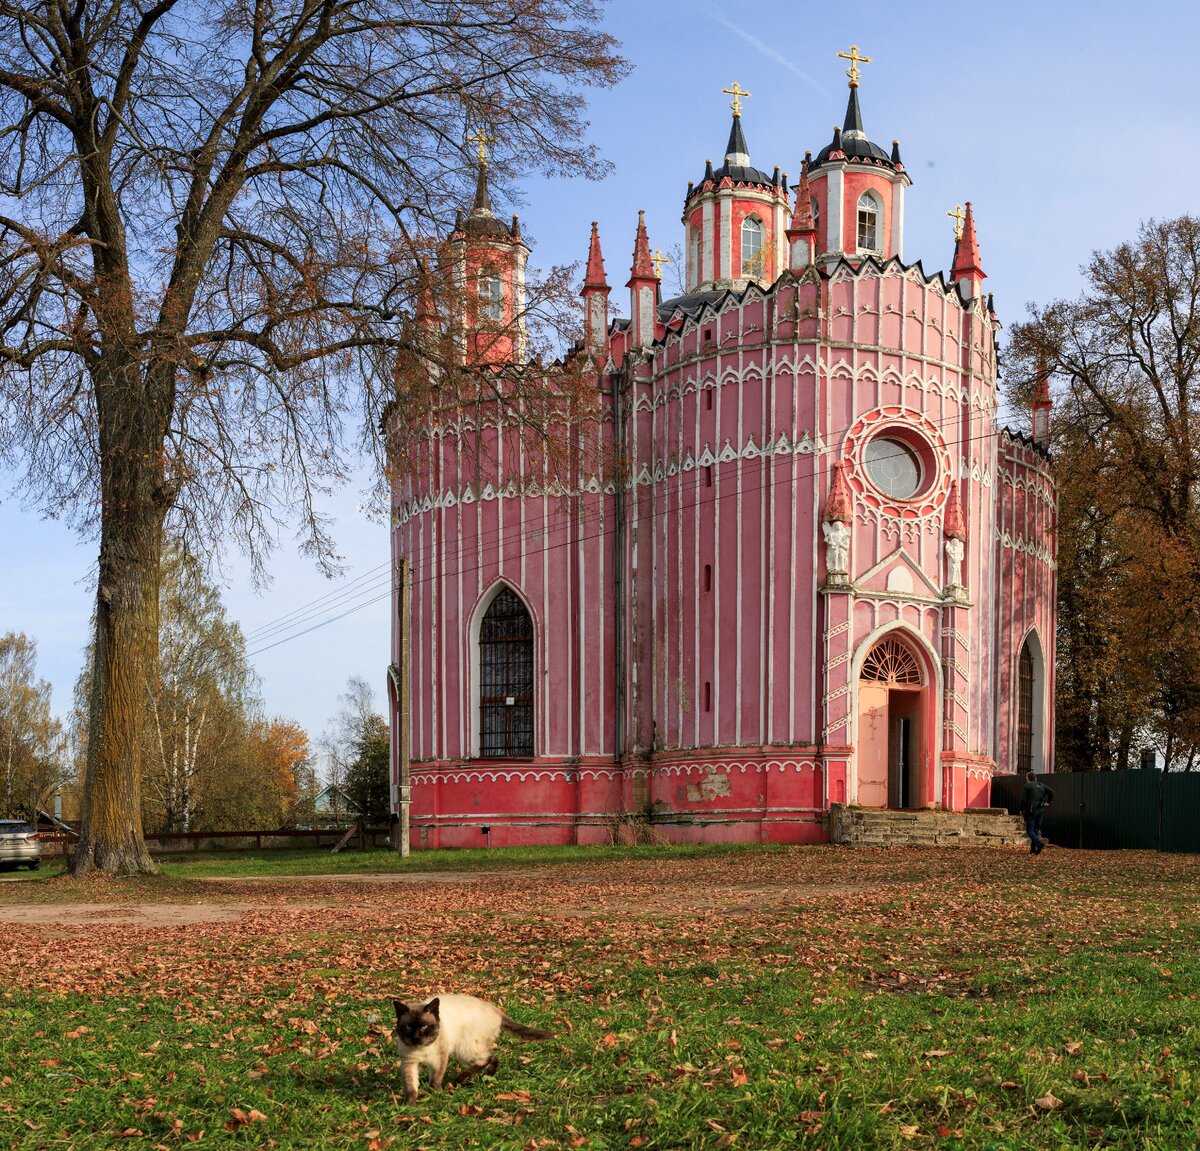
[386, 58, 1056, 849]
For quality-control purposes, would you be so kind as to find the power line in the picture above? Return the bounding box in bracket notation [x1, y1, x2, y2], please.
[246, 414, 1047, 658]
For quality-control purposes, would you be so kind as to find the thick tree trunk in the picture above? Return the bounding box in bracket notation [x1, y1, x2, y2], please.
[73, 504, 163, 875]
[73, 352, 172, 876]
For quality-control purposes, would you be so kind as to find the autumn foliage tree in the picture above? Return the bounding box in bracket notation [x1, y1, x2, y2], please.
[0, 0, 626, 872]
[1009, 216, 1200, 770]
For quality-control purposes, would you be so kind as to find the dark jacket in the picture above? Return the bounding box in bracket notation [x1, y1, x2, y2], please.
[1019, 778, 1054, 814]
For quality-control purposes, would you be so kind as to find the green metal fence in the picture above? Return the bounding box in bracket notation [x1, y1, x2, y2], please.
[991, 770, 1200, 853]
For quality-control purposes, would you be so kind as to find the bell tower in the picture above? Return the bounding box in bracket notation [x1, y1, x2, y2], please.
[805, 46, 911, 264]
[443, 133, 530, 366]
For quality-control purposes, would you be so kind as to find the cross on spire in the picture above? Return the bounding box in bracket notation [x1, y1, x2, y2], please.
[652, 248, 672, 280]
[722, 81, 751, 116]
[947, 204, 965, 240]
[466, 129, 494, 167]
[837, 44, 872, 88]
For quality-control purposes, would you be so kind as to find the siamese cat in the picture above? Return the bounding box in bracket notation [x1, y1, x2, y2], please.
[392, 994, 553, 1102]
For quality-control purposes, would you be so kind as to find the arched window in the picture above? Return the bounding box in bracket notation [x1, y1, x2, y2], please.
[861, 637, 922, 686]
[479, 588, 534, 758]
[689, 226, 701, 288]
[741, 215, 764, 275]
[478, 272, 503, 321]
[1017, 640, 1035, 775]
[857, 192, 881, 254]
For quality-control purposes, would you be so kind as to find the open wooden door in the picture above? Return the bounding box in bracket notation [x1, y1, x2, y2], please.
[857, 682, 889, 807]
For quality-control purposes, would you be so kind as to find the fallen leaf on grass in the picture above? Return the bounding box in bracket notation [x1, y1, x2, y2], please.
[999, 1081, 1019, 1090]
[1064, 1041, 1082, 1055]
[898, 1124, 919, 1138]
[1034, 1092, 1062, 1110]
[923, 1049, 950, 1058]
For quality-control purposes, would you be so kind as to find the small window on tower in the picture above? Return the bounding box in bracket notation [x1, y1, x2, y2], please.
[690, 227, 701, 288]
[479, 272, 503, 321]
[741, 215, 764, 276]
[857, 192, 881, 255]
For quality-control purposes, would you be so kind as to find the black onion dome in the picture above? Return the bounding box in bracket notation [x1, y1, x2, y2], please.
[809, 86, 896, 172]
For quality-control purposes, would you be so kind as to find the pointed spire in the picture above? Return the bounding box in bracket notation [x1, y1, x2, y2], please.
[725, 114, 750, 166]
[944, 483, 967, 541]
[890, 139, 903, 166]
[703, 158, 714, 184]
[951, 200, 985, 285]
[789, 158, 817, 234]
[830, 125, 843, 157]
[510, 214, 521, 240]
[583, 221, 609, 292]
[824, 462, 854, 523]
[842, 86, 865, 139]
[1033, 358, 1053, 445]
[627, 209, 655, 285]
[471, 161, 492, 216]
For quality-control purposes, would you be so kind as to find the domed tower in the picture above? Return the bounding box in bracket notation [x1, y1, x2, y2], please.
[680, 82, 790, 294]
[442, 137, 530, 366]
[806, 46, 911, 263]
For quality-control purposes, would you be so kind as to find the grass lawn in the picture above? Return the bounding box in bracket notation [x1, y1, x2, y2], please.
[1, 844, 1199, 1149]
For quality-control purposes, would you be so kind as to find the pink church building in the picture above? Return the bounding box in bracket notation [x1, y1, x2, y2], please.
[386, 61, 1056, 848]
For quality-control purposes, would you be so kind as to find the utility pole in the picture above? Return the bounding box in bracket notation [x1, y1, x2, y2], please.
[394, 557, 412, 857]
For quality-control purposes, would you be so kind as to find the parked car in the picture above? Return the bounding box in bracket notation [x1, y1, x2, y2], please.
[0, 820, 41, 869]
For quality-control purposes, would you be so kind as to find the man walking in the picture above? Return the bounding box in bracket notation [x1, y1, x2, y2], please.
[1019, 770, 1054, 855]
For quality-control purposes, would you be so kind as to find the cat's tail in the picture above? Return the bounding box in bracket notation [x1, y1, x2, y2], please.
[501, 1016, 554, 1041]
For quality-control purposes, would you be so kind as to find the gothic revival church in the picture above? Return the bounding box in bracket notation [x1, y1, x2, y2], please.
[387, 53, 1056, 848]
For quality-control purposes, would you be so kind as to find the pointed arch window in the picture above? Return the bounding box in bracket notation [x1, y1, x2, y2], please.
[861, 637, 922, 686]
[857, 192, 881, 254]
[1017, 640, 1035, 775]
[478, 272, 503, 321]
[741, 215, 764, 275]
[479, 588, 534, 758]
[689, 226, 701, 288]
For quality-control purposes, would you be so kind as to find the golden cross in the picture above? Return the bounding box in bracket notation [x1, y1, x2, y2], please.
[722, 81, 751, 117]
[837, 44, 872, 88]
[466, 129, 494, 167]
[652, 248, 672, 280]
[947, 204, 965, 240]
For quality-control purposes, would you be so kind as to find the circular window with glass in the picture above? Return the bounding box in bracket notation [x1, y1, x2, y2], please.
[863, 436, 923, 499]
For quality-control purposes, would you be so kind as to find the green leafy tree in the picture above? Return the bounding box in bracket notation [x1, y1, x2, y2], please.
[344, 713, 391, 822]
[0, 0, 626, 873]
[0, 632, 68, 818]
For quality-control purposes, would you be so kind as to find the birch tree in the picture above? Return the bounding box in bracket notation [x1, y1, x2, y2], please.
[0, 0, 625, 872]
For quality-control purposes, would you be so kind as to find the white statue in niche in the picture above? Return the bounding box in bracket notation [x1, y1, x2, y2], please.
[945, 536, 965, 589]
[822, 519, 851, 575]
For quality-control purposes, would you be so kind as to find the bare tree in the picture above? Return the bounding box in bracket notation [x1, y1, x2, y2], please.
[0, 0, 626, 872]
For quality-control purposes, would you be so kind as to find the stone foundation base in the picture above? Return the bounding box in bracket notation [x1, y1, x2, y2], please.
[829, 803, 1027, 848]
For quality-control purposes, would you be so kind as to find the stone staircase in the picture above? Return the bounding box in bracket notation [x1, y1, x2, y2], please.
[829, 803, 1028, 848]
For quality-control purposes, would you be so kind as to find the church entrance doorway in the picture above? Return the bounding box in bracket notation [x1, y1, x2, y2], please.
[857, 637, 926, 809]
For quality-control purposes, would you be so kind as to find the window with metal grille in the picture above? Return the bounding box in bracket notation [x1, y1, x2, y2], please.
[479, 588, 534, 758]
[860, 637, 922, 686]
[1017, 641, 1034, 774]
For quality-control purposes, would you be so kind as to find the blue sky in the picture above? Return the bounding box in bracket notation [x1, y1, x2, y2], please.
[1, 0, 1195, 757]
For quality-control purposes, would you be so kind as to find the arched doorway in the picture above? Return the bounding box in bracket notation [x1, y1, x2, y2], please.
[1015, 632, 1044, 774]
[857, 635, 926, 809]
[478, 587, 534, 758]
